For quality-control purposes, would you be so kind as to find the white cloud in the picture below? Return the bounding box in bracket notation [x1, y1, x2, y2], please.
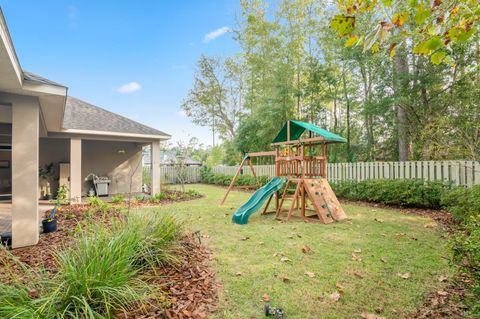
[114, 82, 141, 94]
[203, 26, 231, 43]
[176, 110, 186, 117]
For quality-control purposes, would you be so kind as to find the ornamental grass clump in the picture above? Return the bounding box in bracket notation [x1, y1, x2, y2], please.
[0, 211, 183, 319]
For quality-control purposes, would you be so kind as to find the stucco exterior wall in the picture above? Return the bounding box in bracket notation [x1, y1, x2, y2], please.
[82, 140, 143, 195]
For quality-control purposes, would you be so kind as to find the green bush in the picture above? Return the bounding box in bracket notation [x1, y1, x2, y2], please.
[86, 196, 113, 215]
[441, 185, 480, 223]
[186, 189, 201, 197]
[149, 192, 167, 203]
[200, 171, 270, 187]
[449, 215, 480, 315]
[331, 179, 453, 209]
[111, 194, 126, 203]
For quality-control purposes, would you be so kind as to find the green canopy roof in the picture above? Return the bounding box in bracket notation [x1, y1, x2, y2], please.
[272, 120, 347, 144]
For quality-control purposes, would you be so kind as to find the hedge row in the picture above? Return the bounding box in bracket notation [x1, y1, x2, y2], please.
[201, 171, 270, 187]
[330, 179, 452, 210]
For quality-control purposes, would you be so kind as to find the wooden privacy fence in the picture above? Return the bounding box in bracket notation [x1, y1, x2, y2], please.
[212, 160, 480, 187]
[144, 166, 202, 184]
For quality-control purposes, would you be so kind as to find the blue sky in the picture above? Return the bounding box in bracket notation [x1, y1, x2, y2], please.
[0, 1, 240, 146]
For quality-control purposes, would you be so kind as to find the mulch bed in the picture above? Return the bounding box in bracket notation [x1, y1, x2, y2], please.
[119, 236, 219, 319]
[0, 196, 219, 319]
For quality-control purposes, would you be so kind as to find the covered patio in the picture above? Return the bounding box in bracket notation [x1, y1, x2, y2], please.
[0, 10, 169, 248]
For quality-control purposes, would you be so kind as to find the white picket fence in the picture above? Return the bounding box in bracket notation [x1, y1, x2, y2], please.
[212, 160, 480, 187]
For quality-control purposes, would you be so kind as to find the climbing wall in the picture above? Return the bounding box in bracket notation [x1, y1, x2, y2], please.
[303, 178, 347, 223]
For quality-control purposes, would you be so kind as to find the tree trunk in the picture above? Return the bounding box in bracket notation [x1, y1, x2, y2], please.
[341, 67, 352, 161]
[395, 49, 410, 161]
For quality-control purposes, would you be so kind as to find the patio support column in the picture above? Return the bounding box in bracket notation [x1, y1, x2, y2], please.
[151, 140, 161, 195]
[11, 96, 39, 248]
[70, 137, 82, 203]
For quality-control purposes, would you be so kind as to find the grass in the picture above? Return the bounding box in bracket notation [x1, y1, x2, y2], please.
[0, 211, 183, 319]
[139, 184, 453, 319]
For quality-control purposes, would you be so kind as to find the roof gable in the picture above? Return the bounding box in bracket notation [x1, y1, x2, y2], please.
[63, 96, 170, 138]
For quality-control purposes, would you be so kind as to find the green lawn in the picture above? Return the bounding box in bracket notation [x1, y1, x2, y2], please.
[139, 184, 452, 319]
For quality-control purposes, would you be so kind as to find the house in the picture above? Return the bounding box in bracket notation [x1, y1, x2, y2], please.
[143, 149, 202, 166]
[0, 8, 170, 248]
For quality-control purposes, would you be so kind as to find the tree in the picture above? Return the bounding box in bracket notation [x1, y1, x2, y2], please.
[330, 0, 479, 65]
[182, 55, 245, 143]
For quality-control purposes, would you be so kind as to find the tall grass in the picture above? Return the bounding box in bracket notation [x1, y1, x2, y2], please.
[0, 210, 182, 319]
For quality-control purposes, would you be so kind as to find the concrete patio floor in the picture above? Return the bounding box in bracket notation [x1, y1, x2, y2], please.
[0, 201, 54, 234]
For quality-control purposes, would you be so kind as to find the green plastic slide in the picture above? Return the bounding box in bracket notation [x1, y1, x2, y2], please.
[232, 177, 286, 225]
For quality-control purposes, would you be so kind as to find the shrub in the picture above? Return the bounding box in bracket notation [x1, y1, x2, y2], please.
[86, 196, 112, 215]
[111, 194, 126, 203]
[33, 211, 182, 318]
[186, 189, 201, 197]
[331, 179, 453, 209]
[449, 215, 480, 315]
[149, 192, 167, 203]
[200, 171, 270, 187]
[441, 185, 480, 223]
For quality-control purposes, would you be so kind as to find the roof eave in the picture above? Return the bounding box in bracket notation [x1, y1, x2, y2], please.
[60, 128, 171, 141]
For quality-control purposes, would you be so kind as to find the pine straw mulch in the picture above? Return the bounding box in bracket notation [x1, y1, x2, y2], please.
[0, 202, 219, 319]
[119, 236, 219, 319]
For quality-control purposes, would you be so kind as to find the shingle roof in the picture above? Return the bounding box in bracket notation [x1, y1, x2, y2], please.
[63, 96, 170, 138]
[23, 70, 66, 87]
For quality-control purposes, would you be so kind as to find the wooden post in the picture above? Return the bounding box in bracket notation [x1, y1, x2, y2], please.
[321, 143, 327, 178]
[248, 158, 260, 187]
[287, 181, 301, 221]
[220, 156, 247, 205]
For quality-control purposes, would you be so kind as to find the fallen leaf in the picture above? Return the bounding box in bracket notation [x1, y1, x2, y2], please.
[240, 236, 250, 241]
[398, 272, 410, 279]
[287, 234, 294, 239]
[262, 293, 271, 302]
[329, 291, 341, 302]
[335, 283, 345, 293]
[353, 271, 364, 279]
[361, 313, 386, 319]
[235, 272, 243, 276]
[273, 252, 284, 257]
[353, 248, 362, 253]
[374, 218, 384, 223]
[351, 252, 362, 262]
[424, 222, 436, 228]
[437, 290, 448, 296]
[380, 257, 388, 263]
[280, 257, 290, 263]
[280, 275, 291, 283]
[304, 271, 315, 278]
[438, 275, 448, 282]
[302, 245, 313, 254]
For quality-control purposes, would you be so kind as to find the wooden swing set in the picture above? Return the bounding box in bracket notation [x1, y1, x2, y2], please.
[221, 120, 348, 224]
